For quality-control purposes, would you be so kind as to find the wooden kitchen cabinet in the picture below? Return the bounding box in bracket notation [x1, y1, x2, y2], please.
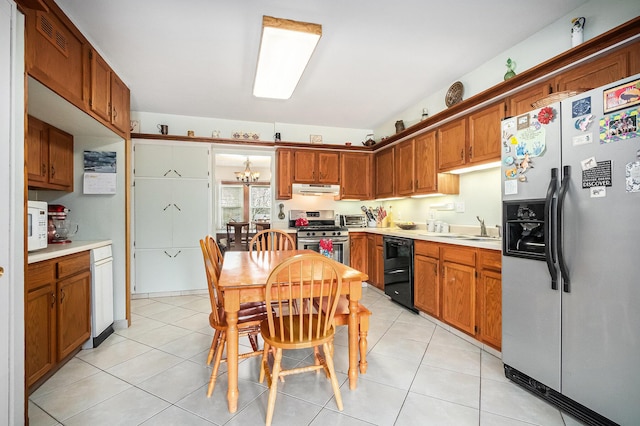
[477, 249, 502, 350]
[467, 102, 505, 166]
[26, 251, 91, 391]
[414, 131, 459, 196]
[395, 139, 415, 196]
[340, 152, 372, 200]
[27, 115, 74, 191]
[414, 241, 440, 317]
[437, 118, 466, 171]
[349, 232, 368, 274]
[276, 148, 293, 200]
[293, 150, 340, 184]
[440, 245, 476, 336]
[507, 80, 552, 116]
[374, 147, 395, 199]
[24, 5, 86, 109]
[437, 102, 504, 172]
[88, 49, 131, 134]
[554, 49, 629, 92]
[367, 234, 384, 290]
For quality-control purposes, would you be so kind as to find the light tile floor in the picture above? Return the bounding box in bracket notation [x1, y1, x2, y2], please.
[29, 286, 587, 426]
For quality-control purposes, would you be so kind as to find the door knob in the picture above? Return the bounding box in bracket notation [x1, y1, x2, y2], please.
[0, 266, 4, 277]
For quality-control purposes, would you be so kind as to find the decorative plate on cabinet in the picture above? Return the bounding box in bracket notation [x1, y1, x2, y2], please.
[445, 81, 464, 107]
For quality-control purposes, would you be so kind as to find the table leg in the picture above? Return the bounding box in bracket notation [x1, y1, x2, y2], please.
[225, 291, 240, 413]
[348, 295, 359, 389]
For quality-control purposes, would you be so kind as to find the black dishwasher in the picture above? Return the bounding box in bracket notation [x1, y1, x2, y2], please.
[383, 236, 416, 312]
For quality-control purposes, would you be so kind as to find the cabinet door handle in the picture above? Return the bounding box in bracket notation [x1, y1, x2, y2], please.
[173, 169, 182, 177]
[113, 108, 117, 119]
[42, 164, 46, 176]
[163, 204, 171, 211]
[433, 264, 438, 276]
[469, 146, 473, 159]
[60, 288, 65, 304]
[173, 203, 181, 211]
[51, 165, 55, 178]
[164, 250, 172, 258]
[173, 250, 182, 258]
[163, 170, 172, 176]
[51, 292, 56, 308]
[460, 149, 464, 159]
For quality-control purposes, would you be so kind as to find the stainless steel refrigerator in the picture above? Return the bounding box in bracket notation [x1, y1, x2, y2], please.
[501, 74, 640, 426]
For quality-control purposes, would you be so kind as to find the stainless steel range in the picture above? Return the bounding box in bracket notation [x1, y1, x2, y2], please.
[289, 210, 350, 266]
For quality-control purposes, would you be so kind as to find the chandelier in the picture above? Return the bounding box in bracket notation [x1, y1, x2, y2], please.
[235, 158, 260, 184]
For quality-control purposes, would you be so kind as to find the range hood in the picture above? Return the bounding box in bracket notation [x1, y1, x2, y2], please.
[292, 184, 340, 196]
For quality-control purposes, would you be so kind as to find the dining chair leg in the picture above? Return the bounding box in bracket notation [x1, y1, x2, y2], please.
[207, 329, 222, 365]
[259, 342, 270, 386]
[248, 333, 259, 352]
[323, 341, 343, 411]
[207, 332, 226, 397]
[359, 314, 370, 374]
[265, 348, 283, 426]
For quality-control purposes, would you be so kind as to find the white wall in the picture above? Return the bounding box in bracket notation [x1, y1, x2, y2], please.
[374, 0, 640, 135]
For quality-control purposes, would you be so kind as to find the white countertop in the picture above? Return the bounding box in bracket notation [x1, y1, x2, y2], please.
[28, 240, 113, 264]
[347, 227, 502, 251]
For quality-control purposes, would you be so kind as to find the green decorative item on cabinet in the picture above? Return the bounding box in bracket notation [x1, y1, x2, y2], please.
[504, 58, 516, 81]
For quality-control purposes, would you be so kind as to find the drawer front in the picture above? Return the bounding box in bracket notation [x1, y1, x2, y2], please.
[56, 251, 90, 279]
[415, 240, 439, 258]
[478, 249, 501, 271]
[441, 244, 476, 267]
[27, 260, 55, 291]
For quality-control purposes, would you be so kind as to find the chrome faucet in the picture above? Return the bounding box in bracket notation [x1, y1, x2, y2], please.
[477, 216, 487, 237]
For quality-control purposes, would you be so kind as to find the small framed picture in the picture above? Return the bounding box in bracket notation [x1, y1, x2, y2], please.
[130, 120, 140, 133]
[603, 79, 640, 114]
[310, 134, 323, 144]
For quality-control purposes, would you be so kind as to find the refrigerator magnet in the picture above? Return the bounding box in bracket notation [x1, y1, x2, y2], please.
[625, 152, 640, 193]
[571, 97, 591, 118]
[504, 179, 518, 195]
[574, 114, 594, 131]
[573, 133, 593, 146]
[590, 187, 606, 198]
[581, 157, 597, 171]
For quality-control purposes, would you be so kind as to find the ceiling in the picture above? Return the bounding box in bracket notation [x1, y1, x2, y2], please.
[55, 0, 588, 130]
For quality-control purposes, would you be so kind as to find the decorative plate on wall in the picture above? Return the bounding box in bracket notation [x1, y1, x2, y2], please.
[445, 81, 464, 107]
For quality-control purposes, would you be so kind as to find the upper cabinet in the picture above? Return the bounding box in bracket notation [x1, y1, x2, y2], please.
[437, 102, 505, 172]
[27, 115, 74, 192]
[89, 49, 130, 134]
[340, 152, 372, 200]
[395, 139, 415, 196]
[374, 147, 394, 199]
[23, 0, 130, 138]
[293, 150, 340, 184]
[133, 143, 209, 179]
[507, 81, 552, 117]
[24, 6, 85, 108]
[413, 131, 459, 196]
[554, 49, 629, 92]
[276, 148, 293, 200]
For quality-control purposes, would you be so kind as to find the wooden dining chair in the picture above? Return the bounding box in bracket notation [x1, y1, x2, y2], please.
[199, 237, 267, 397]
[259, 254, 344, 426]
[314, 295, 372, 374]
[204, 235, 224, 279]
[248, 229, 295, 253]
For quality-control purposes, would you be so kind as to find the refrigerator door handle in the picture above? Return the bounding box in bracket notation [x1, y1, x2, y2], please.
[557, 165, 571, 292]
[545, 168, 559, 290]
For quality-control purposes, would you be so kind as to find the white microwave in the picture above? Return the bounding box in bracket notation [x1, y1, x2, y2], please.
[28, 200, 48, 252]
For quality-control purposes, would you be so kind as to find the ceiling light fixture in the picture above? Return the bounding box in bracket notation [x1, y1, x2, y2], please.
[253, 15, 322, 100]
[235, 158, 260, 185]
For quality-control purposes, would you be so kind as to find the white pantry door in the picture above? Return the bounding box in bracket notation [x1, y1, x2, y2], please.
[1, 1, 25, 424]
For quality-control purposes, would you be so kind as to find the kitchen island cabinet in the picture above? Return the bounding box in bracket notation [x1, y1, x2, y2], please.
[26, 251, 91, 392]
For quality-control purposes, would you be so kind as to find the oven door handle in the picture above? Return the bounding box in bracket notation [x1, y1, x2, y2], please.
[386, 268, 408, 274]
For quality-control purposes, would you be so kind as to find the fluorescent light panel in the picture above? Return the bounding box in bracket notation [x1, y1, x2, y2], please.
[253, 16, 322, 99]
[448, 161, 501, 175]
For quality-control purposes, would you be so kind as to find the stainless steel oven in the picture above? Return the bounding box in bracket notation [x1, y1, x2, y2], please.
[290, 210, 350, 266]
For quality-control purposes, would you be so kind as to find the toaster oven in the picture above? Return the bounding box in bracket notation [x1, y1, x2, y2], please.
[339, 214, 367, 228]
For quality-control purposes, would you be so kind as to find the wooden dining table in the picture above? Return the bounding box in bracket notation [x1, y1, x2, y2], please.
[218, 249, 368, 413]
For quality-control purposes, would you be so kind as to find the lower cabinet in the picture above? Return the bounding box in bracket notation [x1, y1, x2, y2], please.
[349, 232, 383, 290]
[413, 241, 502, 350]
[414, 241, 440, 317]
[26, 251, 91, 391]
[134, 248, 205, 293]
[441, 245, 477, 336]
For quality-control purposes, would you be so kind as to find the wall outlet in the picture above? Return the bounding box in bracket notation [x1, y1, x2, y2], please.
[455, 202, 465, 213]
